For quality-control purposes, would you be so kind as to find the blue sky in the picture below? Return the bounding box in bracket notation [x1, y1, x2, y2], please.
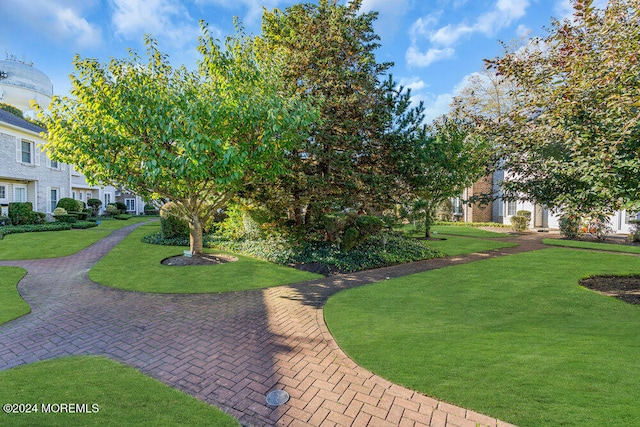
[0, 0, 600, 122]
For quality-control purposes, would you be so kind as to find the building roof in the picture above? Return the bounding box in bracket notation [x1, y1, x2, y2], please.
[0, 108, 46, 134]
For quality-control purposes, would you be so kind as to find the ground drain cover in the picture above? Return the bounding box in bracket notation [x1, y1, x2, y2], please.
[266, 389, 290, 406]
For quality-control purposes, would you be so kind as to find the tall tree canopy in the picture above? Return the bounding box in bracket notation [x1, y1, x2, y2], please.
[39, 23, 314, 255]
[260, 0, 402, 226]
[488, 0, 640, 219]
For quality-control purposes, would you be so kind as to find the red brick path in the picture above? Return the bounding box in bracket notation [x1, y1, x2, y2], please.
[0, 223, 544, 426]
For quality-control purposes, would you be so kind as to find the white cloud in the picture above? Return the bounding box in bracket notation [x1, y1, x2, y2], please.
[406, 46, 455, 67]
[110, 0, 199, 46]
[196, 0, 294, 25]
[360, 0, 411, 37]
[0, 0, 102, 48]
[407, 0, 531, 68]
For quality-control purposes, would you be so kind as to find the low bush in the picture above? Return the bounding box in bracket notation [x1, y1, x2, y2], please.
[0, 216, 10, 226]
[213, 232, 443, 273]
[510, 215, 529, 232]
[559, 215, 582, 239]
[72, 221, 99, 229]
[0, 223, 72, 239]
[113, 214, 132, 220]
[53, 214, 78, 223]
[160, 202, 189, 238]
[57, 198, 82, 212]
[87, 198, 102, 216]
[53, 207, 67, 216]
[9, 202, 41, 226]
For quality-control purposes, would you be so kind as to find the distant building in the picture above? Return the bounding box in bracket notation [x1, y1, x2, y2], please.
[0, 56, 119, 217]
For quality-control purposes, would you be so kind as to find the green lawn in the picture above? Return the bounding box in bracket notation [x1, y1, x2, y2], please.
[325, 248, 640, 426]
[0, 356, 239, 427]
[0, 267, 29, 324]
[0, 217, 151, 260]
[89, 223, 321, 293]
[544, 237, 640, 254]
[397, 224, 516, 256]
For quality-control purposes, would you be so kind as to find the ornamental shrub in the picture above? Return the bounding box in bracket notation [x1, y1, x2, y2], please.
[559, 215, 582, 239]
[160, 202, 189, 239]
[143, 203, 159, 215]
[341, 226, 360, 251]
[105, 204, 120, 216]
[510, 215, 529, 232]
[114, 201, 127, 213]
[8, 202, 35, 226]
[57, 198, 82, 212]
[516, 210, 531, 222]
[87, 198, 102, 216]
[53, 207, 67, 216]
[113, 214, 131, 220]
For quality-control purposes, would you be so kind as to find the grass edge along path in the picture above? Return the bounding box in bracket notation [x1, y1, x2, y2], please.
[0, 356, 239, 427]
[0, 217, 151, 260]
[543, 237, 640, 254]
[90, 223, 321, 293]
[324, 247, 640, 427]
[0, 267, 29, 324]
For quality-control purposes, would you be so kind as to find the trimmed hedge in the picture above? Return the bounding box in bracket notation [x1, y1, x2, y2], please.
[8, 202, 45, 226]
[0, 223, 72, 239]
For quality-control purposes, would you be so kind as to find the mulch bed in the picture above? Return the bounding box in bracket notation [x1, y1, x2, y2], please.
[161, 254, 238, 266]
[580, 275, 640, 305]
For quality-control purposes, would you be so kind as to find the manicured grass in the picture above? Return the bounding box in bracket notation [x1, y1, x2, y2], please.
[0, 267, 29, 324]
[400, 224, 510, 238]
[0, 217, 151, 260]
[0, 356, 239, 426]
[425, 235, 517, 256]
[325, 248, 640, 426]
[544, 237, 640, 254]
[431, 225, 511, 238]
[90, 223, 321, 293]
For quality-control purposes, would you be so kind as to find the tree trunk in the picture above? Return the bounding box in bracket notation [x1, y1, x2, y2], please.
[424, 204, 435, 239]
[189, 217, 204, 256]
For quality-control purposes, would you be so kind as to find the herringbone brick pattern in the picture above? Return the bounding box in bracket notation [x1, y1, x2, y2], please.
[0, 222, 542, 426]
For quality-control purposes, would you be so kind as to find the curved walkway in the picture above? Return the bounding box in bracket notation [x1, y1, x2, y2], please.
[0, 223, 549, 427]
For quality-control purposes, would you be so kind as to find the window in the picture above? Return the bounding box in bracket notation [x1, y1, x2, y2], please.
[72, 191, 76, 200]
[506, 201, 517, 216]
[0, 185, 6, 200]
[14, 186, 26, 203]
[50, 189, 58, 213]
[50, 159, 59, 169]
[86, 192, 92, 201]
[104, 193, 111, 206]
[125, 198, 135, 212]
[21, 140, 33, 164]
[79, 192, 83, 201]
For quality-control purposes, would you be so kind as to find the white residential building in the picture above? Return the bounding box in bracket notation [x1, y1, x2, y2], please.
[0, 56, 119, 217]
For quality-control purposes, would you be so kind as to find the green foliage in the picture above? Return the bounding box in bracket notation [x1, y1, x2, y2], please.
[0, 223, 73, 239]
[40, 22, 314, 256]
[0, 216, 10, 226]
[87, 198, 102, 216]
[341, 227, 360, 251]
[516, 210, 531, 222]
[53, 207, 67, 216]
[53, 214, 77, 223]
[260, 1, 410, 225]
[559, 215, 583, 239]
[113, 214, 132, 220]
[143, 203, 159, 215]
[488, 0, 640, 218]
[56, 197, 81, 212]
[8, 202, 43, 226]
[160, 202, 189, 239]
[215, 232, 443, 273]
[396, 118, 492, 238]
[628, 219, 640, 243]
[105, 204, 120, 216]
[71, 221, 99, 229]
[0, 102, 24, 119]
[509, 215, 529, 232]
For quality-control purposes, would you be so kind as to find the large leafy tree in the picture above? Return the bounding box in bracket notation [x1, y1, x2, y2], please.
[396, 117, 492, 238]
[260, 0, 398, 226]
[488, 0, 640, 219]
[39, 23, 314, 256]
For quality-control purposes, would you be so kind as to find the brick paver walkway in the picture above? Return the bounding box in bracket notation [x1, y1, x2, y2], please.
[0, 222, 550, 426]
